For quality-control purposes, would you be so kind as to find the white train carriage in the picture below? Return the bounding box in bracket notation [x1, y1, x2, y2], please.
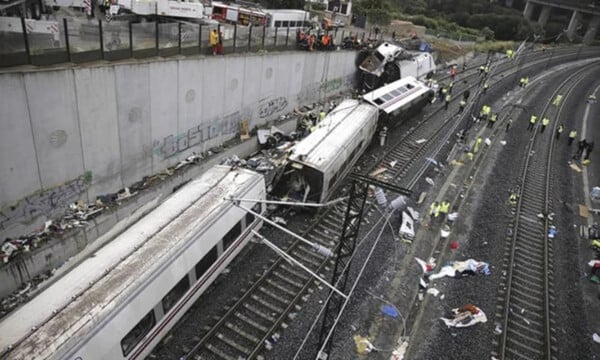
[362, 75, 434, 126]
[0, 165, 266, 360]
[283, 99, 379, 204]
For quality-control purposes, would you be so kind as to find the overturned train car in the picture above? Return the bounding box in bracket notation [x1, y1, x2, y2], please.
[280, 76, 433, 204]
[358, 41, 436, 91]
[283, 99, 379, 204]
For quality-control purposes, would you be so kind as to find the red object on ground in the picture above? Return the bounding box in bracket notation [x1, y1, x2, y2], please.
[450, 241, 459, 250]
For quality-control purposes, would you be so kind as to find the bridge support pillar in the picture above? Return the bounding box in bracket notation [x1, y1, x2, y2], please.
[567, 10, 583, 41]
[538, 5, 551, 27]
[584, 15, 600, 44]
[523, 1, 535, 21]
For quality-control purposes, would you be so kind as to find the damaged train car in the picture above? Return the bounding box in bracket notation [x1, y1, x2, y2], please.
[358, 41, 436, 91]
[281, 99, 379, 204]
[277, 75, 433, 204]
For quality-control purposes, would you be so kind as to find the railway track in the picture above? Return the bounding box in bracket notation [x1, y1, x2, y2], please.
[494, 63, 597, 360]
[162, 46, 600, 360]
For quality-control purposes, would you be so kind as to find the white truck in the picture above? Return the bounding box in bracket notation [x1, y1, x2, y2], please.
[110, 0, 210, 20]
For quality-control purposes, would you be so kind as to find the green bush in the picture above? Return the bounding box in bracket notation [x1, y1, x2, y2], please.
[311, 3, 325, 11]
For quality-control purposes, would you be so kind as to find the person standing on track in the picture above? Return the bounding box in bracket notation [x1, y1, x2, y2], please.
[540, 117, 550, 133]
[528, 115, 537, 131]
[556, 123, 564, 139]
[568, 130, 577, 146]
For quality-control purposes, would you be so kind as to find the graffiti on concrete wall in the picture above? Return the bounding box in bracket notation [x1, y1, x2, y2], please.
[0, 177, 87, 230]
[152, 107, 252, 159]
[258, 97, 288, 119]
[297, 75, 354, 103]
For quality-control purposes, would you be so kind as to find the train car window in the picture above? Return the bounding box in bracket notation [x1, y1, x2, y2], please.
[374, 98, 384, 105]
[275, 20, 282, 27]
[121, 310, 156, 356]
[162, 276, 190, 314]
[245, 203, 261, 226]
[282, 21, 289, 27]
[223, 221, 242, 251]
[195, 245, 218, 281]
[290, 21, 296, 27]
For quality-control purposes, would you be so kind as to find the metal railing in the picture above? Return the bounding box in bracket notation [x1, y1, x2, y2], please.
[0, 17, 376, 68]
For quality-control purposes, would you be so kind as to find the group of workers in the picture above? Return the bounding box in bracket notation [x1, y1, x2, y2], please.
[296, 30, 336, 52]
[428, 200, 457, 227]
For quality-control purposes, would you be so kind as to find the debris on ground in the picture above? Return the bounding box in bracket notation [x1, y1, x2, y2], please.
[450, 241, 459, 250]
[426, 288, 440, 297]
[416, 139, 427, 144]
[428, 259, 491, 280]
[569, 162, 583, 172]
[440, 304, 487, 328]
[593, 333, 600, 344]
[548, 225, 557, 238]
[381, 304, 400, 318]
[354, 335, 376, 354]
[390, 338, 409, 360]
[415, 257, 437, 274]
[591, 186, 600, 202]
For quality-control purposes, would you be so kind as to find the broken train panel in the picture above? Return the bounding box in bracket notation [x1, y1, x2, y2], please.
[279, 99, 379, 204]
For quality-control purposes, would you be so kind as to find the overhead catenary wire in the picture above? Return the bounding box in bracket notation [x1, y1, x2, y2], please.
[292, 206, 397, 359]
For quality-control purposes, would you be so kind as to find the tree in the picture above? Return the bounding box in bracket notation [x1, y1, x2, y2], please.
[367, 8, 392, 26]
[480, 26, 495, 40]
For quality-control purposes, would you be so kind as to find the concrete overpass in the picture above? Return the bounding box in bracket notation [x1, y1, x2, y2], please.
[524, 0, 600, 43]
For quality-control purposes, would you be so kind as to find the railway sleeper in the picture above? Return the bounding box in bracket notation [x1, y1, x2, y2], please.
[291, 250, 322, 268]
[266, 278, 298, 297]
[514, 241, 544, 256]
[235, 311, 270, 332]
[258, 285, 291, 304]
[273, 270, 305, 288]
[321, 217, 343, 230]
[511, 276, 544, 292]
[512, 266, 546, 284]
[506, 326, 544, 347]
[307, 232, 335, 247]
[251, 294, 284, 313]
[279, 263, 311, 281]
[225, 322, 261, 344]
[205, 342, 239, 360]
[216, 332, 252, 356]
[296, 244, 326, 260]
[243, 303, 277, 323]
[513, 254, 544, 270]
[312, 227, 339, 242]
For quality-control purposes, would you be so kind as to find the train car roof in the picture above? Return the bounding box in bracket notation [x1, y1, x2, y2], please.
[362, 76, 431, 114]
[288, 99, 378, 171]
[0, 166, 264, 359]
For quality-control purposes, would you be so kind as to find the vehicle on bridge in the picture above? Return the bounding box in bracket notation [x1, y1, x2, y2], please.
[0, 165, 265, 360]
[111, 0, 210, 20]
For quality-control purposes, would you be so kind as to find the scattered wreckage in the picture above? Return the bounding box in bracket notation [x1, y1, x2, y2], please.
[440, 304, 487, 328]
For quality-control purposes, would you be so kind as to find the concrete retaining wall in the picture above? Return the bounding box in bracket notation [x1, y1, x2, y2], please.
[0, 50, 358, 239]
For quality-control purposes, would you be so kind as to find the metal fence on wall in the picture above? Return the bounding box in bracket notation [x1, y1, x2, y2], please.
[0, 17, 376, 68]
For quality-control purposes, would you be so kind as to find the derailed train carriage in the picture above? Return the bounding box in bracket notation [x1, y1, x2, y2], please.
[281, 76, 434, 203]
[0, 165, 265, 360]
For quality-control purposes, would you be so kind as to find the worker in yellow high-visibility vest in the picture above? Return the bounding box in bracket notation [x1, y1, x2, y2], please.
[540, 117, 550, 133]
[528, 115, 537, 131]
